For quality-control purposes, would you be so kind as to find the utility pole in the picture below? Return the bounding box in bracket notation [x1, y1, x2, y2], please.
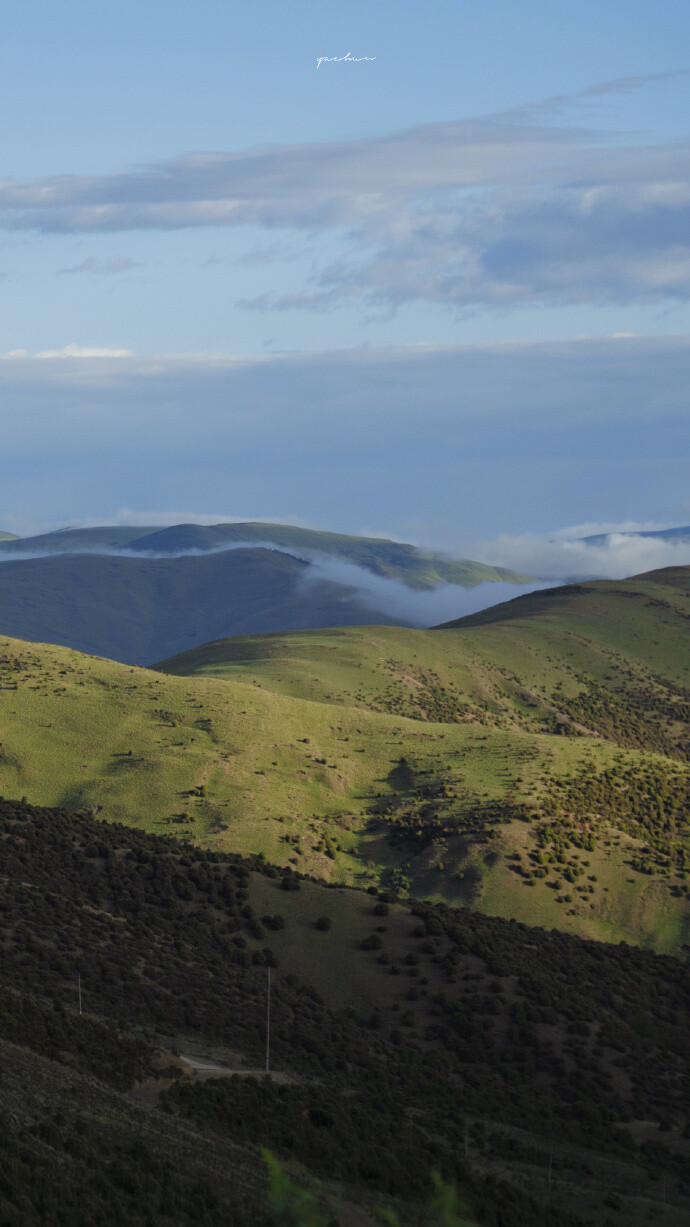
[265, 966, 271, 1074]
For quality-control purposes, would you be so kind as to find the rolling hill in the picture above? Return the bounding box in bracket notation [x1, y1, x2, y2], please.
[0, 547, 402, 665]
[0, 521, 531, 589]
[0, 521, 535, 665]
[0, 566, 686, 954]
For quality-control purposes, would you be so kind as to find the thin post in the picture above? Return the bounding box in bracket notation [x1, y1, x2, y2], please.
[464, 1122, 468, 1158]
[265, 966, 271, 1073]
[78, 972, 82, 1016]
[547, 1147, 553, 1190]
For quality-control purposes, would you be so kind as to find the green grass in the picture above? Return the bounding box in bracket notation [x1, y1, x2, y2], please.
[0, 566, 688, 952]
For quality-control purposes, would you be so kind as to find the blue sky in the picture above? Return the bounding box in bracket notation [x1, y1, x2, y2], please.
[1, 0, 689, 554]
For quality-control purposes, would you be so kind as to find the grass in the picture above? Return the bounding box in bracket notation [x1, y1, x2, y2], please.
[0, 565, 688, 951]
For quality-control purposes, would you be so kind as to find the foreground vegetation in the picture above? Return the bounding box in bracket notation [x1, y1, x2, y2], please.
[0, 796, 688, 1224]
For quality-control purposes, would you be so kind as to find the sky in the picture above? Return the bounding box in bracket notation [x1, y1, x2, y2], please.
[1, 0, 689, 560]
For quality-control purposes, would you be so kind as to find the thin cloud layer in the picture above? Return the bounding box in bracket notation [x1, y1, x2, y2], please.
[0, 86, 689, 312]
[58, 257, 142, 276]
[0, 335, 687, 536]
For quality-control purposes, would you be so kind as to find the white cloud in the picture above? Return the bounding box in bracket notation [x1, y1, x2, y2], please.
[0, 80, 688, 313]
[299, 557, 549, 624]
[34, 344, 134, 358]
[461, 527, 690, 581]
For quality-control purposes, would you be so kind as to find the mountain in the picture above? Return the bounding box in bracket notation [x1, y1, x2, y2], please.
[0, 547, 402, 665]
[0, 525, 155, 552]
[583, 524, 690, 545]
[0, 566, 687, 953]
[123, 521, 532, 588]
[0, 521, 533, 664]
[0, 531, 19, 541]
[0, 520, 531, 587]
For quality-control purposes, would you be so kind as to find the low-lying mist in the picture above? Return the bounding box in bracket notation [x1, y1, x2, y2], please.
[298, 556, 551, 627]
[463, 530, 690, 582]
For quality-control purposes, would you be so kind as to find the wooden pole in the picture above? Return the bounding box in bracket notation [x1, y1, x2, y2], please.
[265, 966, 271, 1073]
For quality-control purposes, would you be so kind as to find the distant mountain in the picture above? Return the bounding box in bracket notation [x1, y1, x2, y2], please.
[0, 546, 401, 664]
[123, 521, 532, 588]
[0, 521, 531, 588]
[0, 525, 155, 553]
[0, 521, 534, 663]
[583, 524, 690, 545]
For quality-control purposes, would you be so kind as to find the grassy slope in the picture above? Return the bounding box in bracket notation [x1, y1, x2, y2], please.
[155, 567, 690, 951]
[0, 569, 685, 950]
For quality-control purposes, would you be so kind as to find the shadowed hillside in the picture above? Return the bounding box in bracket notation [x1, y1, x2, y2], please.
[0, 796, 687, 1225]
[0, 547, 399, 664]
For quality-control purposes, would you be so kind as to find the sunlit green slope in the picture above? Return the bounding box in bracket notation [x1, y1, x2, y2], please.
[0, 567, 687, 954]
[155, 566, 690, 951]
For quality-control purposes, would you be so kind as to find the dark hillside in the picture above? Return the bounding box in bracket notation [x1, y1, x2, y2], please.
[0, 547, 395, 664]
[0, 796, 688, 1223]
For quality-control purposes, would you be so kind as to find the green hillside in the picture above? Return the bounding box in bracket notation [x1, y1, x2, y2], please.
[124, 521, 532, 588]
[1, 797, 687, 1226]
[0, 531, 19, 541]
[0, 567, 687, 954]
[156, 566, 690, 951]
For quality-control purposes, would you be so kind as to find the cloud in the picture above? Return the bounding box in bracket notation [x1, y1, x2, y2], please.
[0, 76, 688, 312]
[492, 70, 688, 124]
[459, 525, 690, 581]
[34, 344, 134, 358]
[58, 256, 142, 275]
[298, 556, 549, 625]
[0, 335, 687, 537]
